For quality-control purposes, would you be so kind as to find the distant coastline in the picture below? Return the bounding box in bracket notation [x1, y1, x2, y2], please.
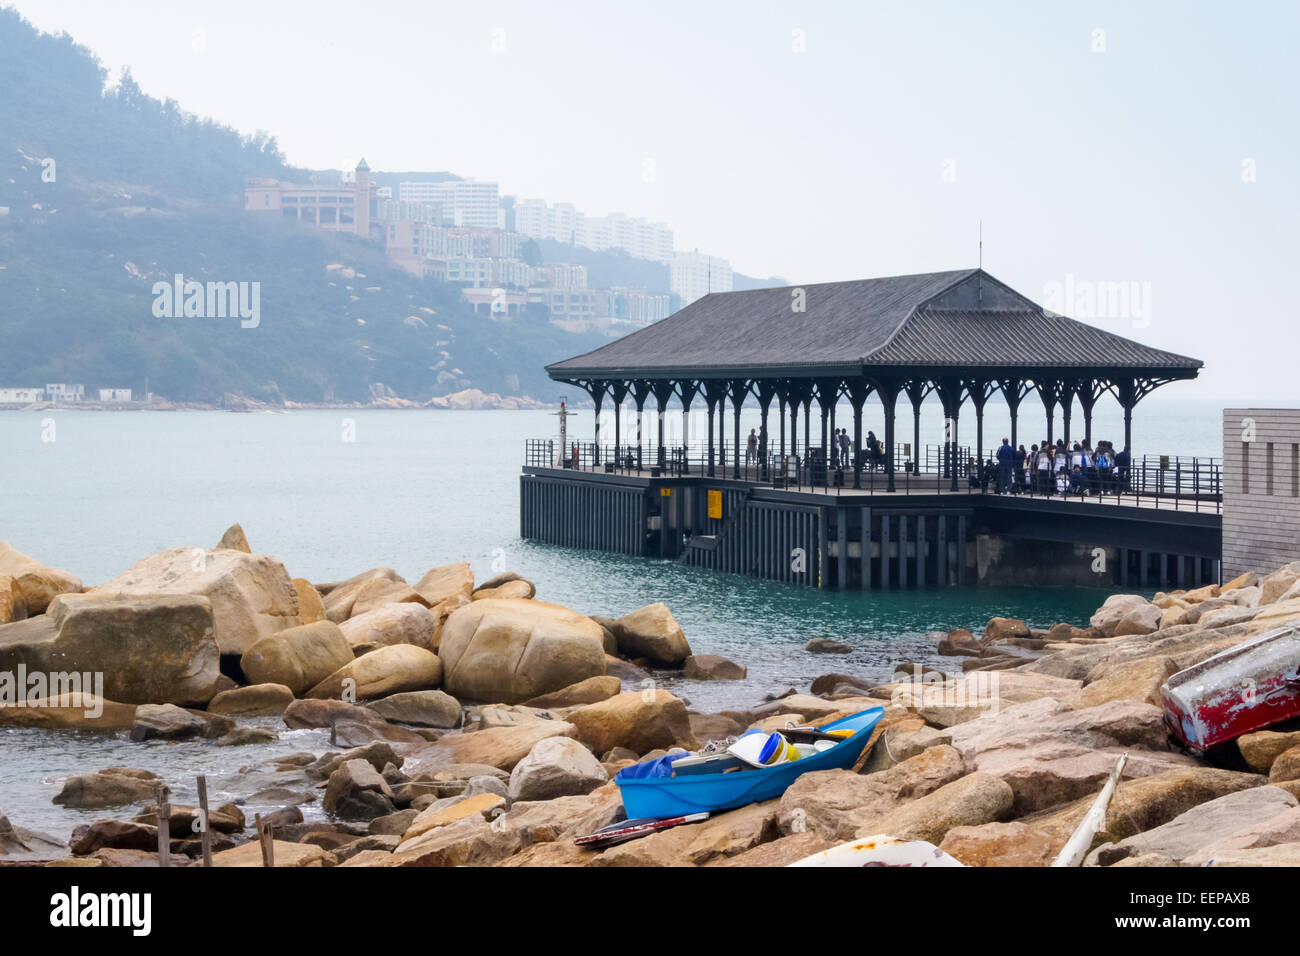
[0, 388, 555, 413]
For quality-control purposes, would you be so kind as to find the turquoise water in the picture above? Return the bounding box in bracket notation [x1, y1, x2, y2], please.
[0, 396, 1227, 704]
[0, 397, 1226, 842]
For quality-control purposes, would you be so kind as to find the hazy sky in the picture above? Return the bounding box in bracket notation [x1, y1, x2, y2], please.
[9, 0, 1299, 398]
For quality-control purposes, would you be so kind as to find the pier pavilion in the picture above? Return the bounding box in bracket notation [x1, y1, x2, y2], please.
[525, 269, 1218, 590]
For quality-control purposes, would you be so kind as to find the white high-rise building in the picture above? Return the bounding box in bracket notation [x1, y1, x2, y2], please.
[671, 251, 733, 307]
[399, 180, 502, 229]
[513, 199, 670, 261]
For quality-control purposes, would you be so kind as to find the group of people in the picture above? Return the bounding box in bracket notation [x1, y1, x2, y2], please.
[745, 427, 883, 470]
[992, 437, 1131, 496]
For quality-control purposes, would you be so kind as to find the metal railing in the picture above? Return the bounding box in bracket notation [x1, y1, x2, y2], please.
[523, 439, 1222, 512]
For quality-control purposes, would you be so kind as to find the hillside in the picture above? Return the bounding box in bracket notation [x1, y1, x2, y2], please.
[0, 7, 609, 405]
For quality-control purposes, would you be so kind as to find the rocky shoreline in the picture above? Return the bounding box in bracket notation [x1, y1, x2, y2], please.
[2, 530, 1299, 868]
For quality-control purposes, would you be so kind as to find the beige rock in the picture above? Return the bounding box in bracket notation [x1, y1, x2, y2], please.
[439, 599, 606, 704]
[53, 768, 162, 808]
[777, 745, 968, 840]
[216, 523, 251, 553]
[339, 602, 439, 651]
[403, 721, 577, 773]
[413, 562, 475, 610]
[566, 690, 698, 755]
[1019, 766, 1264, 853]
[712, 831, 836, 867]
[1089, 593, 1152, 637]
[472, 572, 534, 598]
[400, 792, 506, 843]
[857, 772, 1014, 844]
[94, 547, 300, 654]
[207, 682, 294, 717]
[939, 821, 1057, 867]
[210, 840, 336, 867]
[1114, 604, 1162, 637]
[593, 801, 778, 867]
[523, 675, 622, 708]
[1269, 744, 1300, 783]
[1071, 655, 1179, 710]
[0, 575, 17, 624]
[350, 579, 431, 618]
[472, 579, 535, 601]
[293, 579, 326, 624]
[507, 736, 608, 802]
[683, 654, 747, 681]
[307, 644, 443, 700]
[1089, 785, 1298, 866]
[609, 602, 692, 668]
[1259, 569, 1300, 604]
[1219, 585, 1262, 608]
[983, 617, 1030, 643]
[1183, 803, 1300, 866]
[0, 592, 222, 705]
[945, 697, 1196, 814]
[1220, 570, 1258, 591]
[384, 816, 519, 867]
[0, 693, 137, 730]
[323, 568, 405, 623]
[0, 542, 82, 613]
[365, 690, 462, 728]
[1238, 729, 1300, 773]
[240, 620, 355, 696]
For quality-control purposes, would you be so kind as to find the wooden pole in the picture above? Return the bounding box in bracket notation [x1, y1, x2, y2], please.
[156, 785, 171, 868]
[256, 813, 275, 868]
[196, 774, 213, 868]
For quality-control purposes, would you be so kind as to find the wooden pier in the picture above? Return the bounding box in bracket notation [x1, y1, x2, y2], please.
[520, 465, 1222, 590]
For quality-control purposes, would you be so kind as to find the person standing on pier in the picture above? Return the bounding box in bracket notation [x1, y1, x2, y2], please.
[996, 437, 1015, 493]
[747, 428, 758, 465]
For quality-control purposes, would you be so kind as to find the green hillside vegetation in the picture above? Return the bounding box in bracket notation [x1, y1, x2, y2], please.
[0, 6, 608, 404]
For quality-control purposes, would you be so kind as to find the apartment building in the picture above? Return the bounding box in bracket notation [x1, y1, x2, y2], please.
[245, 159, 374, 237]
[399, 180, 502, 229]
[670, 251, 733, 306]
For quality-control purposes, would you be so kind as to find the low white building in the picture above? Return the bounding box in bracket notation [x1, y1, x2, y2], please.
[98, 388, 133, 402]
[45, 383, 85, 403]
[0, 387, 43, 403]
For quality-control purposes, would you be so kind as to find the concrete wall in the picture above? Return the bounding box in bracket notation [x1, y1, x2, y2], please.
[1222, 408, 1300, 579]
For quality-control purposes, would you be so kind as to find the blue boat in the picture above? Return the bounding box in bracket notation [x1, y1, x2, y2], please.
[614, 706, 886, 819]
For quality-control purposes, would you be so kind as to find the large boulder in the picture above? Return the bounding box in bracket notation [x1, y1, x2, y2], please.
[0, 693, 137, 730]
[566, 690, 698, 755]
[0, 542, 82, 613]
[1088, 786, 1299, 866]
[402, 721, 577, 773]
[350, 579, 431, 618]
[53, 768, 163, 809]
[306, 644, 443, 701]
[1090, 594, 1153, 637]
[240, 620, 355, 696]
[281, 698, 427, 745]
[855, 772, 1014, 844]
[944, 697, 1196, 815]
[292, 579, 327, 624]
[1018, 766, 1265, 853]
[414, 562, 475, 609]
[439, 599, 606, 704]
[366, 690, 462, 728]
[523, 675, 622, 709]
[323, 759, 396, 820]
[1238, 729, 1300, 773]
[608, 603, 691, 667]
[507, 736, 608, 802]
[322, 568, 405, 622]
[207, 683, 294, 717]
[0, 593, 222, 705]
[1270, 745, 1300, 783]
[216, 523, 251, 553]
[1070, 655, 1179, 710]
[683, 654, 747, 681]
[339, 603, 439, 652]
[939, 821, 1058, 867]
[93, 547, 301, 654]
[777, 745, 968, 840]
